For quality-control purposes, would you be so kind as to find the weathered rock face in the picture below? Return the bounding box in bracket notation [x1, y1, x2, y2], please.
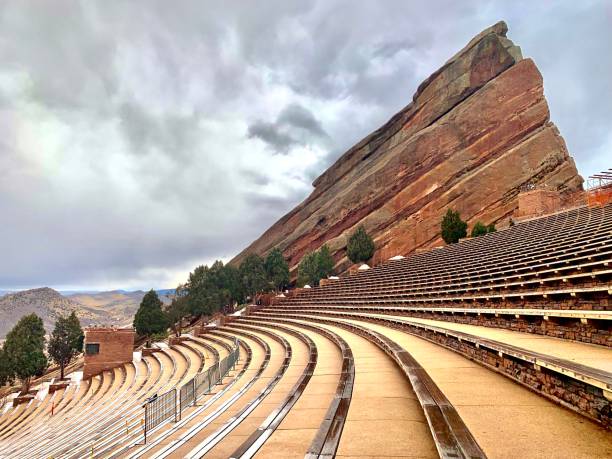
[232, 21, 583, 276]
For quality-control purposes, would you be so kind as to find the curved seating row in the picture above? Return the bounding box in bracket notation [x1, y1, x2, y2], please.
[0, 336, 222, 458]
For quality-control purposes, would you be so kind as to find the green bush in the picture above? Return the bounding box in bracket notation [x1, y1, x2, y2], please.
[471, 221, 488, 237]
[441, 209, 467, 244]
[346, 226, 375, 264]
[471, 221, 497, 238]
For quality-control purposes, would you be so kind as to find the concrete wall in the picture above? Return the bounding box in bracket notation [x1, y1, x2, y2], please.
[83, 327, 134, 379]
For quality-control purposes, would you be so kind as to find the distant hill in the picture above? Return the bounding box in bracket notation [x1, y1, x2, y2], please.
[0, 287, 176, 337]
[0, 287, 98, 337]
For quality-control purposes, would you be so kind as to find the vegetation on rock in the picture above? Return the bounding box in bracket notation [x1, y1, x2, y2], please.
[298, 245, 336, 287]
[471, 221, 497, 238]
[346, 226, 375, 264]
[441, 209, 468, 244]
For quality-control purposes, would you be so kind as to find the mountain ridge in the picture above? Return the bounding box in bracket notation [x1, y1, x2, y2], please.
[231, 21, 582, 276]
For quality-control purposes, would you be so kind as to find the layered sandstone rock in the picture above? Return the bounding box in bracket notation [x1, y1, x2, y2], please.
[232, 21, 583, 276]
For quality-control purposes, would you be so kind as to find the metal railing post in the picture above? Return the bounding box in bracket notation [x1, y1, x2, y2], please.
[144, 405, 148, 444]
[175, 389, 179, 422]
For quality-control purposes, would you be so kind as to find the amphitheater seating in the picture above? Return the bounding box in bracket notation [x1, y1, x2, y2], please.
[0, 203, 610, 457]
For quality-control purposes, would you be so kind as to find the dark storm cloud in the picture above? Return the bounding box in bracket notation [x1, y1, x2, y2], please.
[247, 120, 298, 153]
[247, 103, 329, 153]
[0, 0, 609, 290]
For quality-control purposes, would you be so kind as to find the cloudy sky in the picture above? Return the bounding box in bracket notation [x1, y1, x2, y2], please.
[0, 1, 610, 291]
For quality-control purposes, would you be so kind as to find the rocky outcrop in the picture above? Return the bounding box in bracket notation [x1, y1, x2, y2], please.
[232, 21, 583, 276]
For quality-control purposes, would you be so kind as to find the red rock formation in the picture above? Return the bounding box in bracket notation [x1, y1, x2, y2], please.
[232, 21, 583, 276]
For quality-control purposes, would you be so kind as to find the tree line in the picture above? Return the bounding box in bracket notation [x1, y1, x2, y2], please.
[133, 248, 291, 345]
[0, 312, 83, 392]
[134, 226, 378, 345]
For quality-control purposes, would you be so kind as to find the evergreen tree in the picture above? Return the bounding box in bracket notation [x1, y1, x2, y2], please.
[487, 223, 497, 233]
[239, 254, 268, 298]
[165, 292, 189, 337]
[48, 311, 84, 379]
[265, 248, 290, 291]
[187, 265, 222, 316]
[0, 347, 12, 387]
[441, 209, 468, 244]
[4, 313, 47, 392]
[133, 290, 168, 346]
[213, 261, 244, 305]
[186, 261, 244, 316]
[471, 221, 488, 237]
[297, 251, 320, 287]
[346, 226, 375, 264]
[220, 264, 245, 305]
[317, 245, 335, 279]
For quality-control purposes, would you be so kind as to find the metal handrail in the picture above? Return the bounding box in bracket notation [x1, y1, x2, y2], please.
[143, 337, 240, 443]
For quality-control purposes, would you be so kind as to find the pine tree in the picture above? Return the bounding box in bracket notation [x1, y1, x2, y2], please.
[346, 226, 375, 264]
[3, 313, 47, 392]
[133, 290, 168, 346]
[239, 254, 269, 298]
[0, 346, 12, 387]
[297, 251, 320, 287]
[264, 248, 290, 291]
[487, 223, 496, 233]
[317, 245, 335, 279]
[165, 294, 189, 337]
[48, 311, 84, 379]
[441, 209, 468, 244]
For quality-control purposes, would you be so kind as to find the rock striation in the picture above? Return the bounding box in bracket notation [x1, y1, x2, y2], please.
[232, 21, 583, 276]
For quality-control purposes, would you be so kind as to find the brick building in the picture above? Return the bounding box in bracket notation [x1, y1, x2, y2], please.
[83, 327, 135, 379]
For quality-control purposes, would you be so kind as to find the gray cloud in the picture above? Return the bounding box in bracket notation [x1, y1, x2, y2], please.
[247, 103, 329, 153]
[247, 120, 298, 153]
[0, 0, 609, 290]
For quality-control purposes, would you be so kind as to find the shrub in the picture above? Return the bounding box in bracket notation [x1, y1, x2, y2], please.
[346, 226, 375, 264]
[441, 209, 467, 244]
[471, 221, 497, 238]
[471, 221, 488, 237]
